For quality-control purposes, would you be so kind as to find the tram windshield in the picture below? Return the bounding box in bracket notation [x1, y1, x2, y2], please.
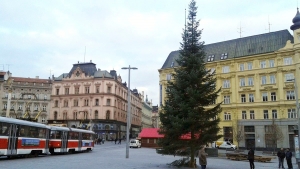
[50, 130, 62, 139]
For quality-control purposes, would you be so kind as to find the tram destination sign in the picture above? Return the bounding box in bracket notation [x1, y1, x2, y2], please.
[21, 139, 40, 146]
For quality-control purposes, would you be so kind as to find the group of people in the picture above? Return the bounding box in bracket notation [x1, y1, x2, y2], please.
[198, 146, 294, 169]
[247, 147, 293, 169]
[114, 138, 122, 144]
[277, 148, 293, 169]
[94, 138, 105, 145]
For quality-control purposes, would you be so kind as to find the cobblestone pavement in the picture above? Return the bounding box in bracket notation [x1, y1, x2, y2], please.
[0, 141, 298, 169]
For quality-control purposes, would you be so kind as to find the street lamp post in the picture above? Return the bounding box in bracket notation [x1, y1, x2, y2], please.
[122, 65, 137, 159]
[287, 78, 300, 167]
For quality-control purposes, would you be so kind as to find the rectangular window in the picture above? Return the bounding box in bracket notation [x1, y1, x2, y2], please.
[248, 77, 254, 86]
[288, 109, 297, 118]
[42, 105, 46, 111]
[247, 62, 252, 70]
[85, 87, 90, 94]
[240, 63, 244, 71]
[65, 88, 69, 95]
[84, 99, 89, 106]
[56, 89, 59, 95]
[107, 87, 111, 93]
[284, 57, 293, 65]
[270, 75, 276, 84]
[285, 73, 294, 82]
[249, 94, 254, 102]
[240, 78, 245, 87]
[224, 96, 230, 104]
[263, 110, 269, 119]
[242, 111, 247, 119]
[262, 92, 268, 101]
[287, 91, 295, 100]
[260, 60, 266, 68]
[75, 87, 79, 94]
[18, 104, 23, 110]
[222, 66, 230, 73]
[166, 74, 172, 81]
[250, 110, 255, 119]
[271, 92, 276, 101]
[224, 112, 231, 120]
[107, 99, 111, 106]
[96, 86, 100, 93]
[269, 59, 275, 67]
[241, 94, 246, 103]
[261, 76, 267, 85]
[223, 80, 230, 88]
[272, 110, 277, 119]
[74, 100, 78, 107]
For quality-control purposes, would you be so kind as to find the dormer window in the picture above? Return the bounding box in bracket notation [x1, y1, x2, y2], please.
[207, 55, 215, 62]
[171, 62, 174, 67]
[221, 53, 228, 60]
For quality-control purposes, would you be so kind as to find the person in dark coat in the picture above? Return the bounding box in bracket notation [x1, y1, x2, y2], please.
[248, 148, 255, 169]
[115, 138, 118, 144]
[277, 148, 285, 169]
[285, 148, 293, 169]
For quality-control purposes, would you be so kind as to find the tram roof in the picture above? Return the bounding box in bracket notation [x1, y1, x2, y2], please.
[0, 117, 50, 129]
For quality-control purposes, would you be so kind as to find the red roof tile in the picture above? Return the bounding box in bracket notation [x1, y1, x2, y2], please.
[139, 128, 164, 138]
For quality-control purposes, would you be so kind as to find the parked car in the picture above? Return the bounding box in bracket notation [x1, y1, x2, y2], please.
[212, 141, 236, 149]
[129, 139, 141, 148]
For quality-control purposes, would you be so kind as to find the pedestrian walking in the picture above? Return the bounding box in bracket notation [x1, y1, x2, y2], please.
[277, 148, 285, 169]
[115, 138, 118, 144]
[247, 148, 255, 169]
[285, 148, 293, 169]
[118, 138, 121, 144]
[198, 147, 207, 169]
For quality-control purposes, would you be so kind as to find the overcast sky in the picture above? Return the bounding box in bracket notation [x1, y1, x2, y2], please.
[0, 0, 298, 106]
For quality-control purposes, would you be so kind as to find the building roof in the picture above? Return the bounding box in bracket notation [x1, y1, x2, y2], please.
[161, 29, 293, 69]
[139, 128, 164, 138]
[11, 77, 51, 83]
[68, 62, 97, 77]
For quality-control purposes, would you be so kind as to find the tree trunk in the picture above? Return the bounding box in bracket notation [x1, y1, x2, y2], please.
[189, 146, 196, 168]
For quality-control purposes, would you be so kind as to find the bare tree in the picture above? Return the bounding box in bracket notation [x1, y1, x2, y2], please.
[265, 119, 284, 153]
[233, 122, 244, 150]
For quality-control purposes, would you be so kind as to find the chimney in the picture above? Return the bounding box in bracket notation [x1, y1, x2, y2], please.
[36, 76, 39, 79]
[90, 60, 92, 62]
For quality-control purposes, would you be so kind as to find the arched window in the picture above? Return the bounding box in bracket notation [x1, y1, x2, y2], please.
[63, 112, 67, 120]
[95, 110, 98, 119]
[73, 112, 77, 120]
[106, 111, 110, 120]
[54, 111, 58, 120]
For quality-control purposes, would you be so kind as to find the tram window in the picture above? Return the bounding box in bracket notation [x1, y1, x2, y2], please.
[82, 133, 91, 140]
[56, 131, 61, 139]
[74, 132, 79, 140]
[0, 122, 9, 136]
[69, 132, 75, 139]
[19, 126, 39, 138]
[50, 131, 56, 139]
[38, 128, 46, 138]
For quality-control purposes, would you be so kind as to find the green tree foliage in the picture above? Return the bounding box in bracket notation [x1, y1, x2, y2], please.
[158, 0, 222, 168]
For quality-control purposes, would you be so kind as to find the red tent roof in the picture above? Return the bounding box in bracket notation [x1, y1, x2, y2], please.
[139, 128, 200, 140]
[139, 128, 164, 138]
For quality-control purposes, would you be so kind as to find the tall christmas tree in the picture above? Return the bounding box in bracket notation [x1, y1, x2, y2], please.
[158, 0, 222, 168]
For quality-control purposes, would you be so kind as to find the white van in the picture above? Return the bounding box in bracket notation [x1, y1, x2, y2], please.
[129, 139, 141, 148]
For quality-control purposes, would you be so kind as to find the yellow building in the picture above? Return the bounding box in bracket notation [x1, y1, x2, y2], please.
[159, 9, 300, 150]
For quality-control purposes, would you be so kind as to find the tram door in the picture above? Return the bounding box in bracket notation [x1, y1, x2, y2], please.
[78, 132, 82, 151]
[61, 131, 68, 153]
[7, 124, 18, 155]
[44, 129, 49, 154]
